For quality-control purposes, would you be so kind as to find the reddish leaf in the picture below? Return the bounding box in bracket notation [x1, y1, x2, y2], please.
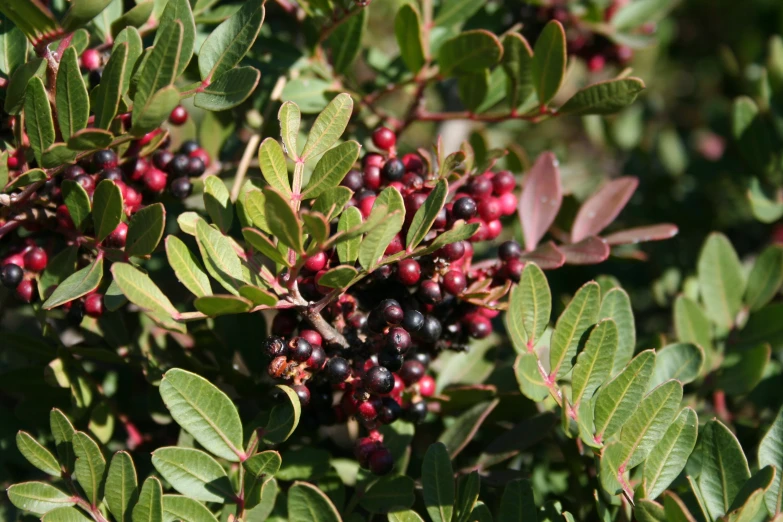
[518, 152, 562, 251]
[520, 241, 566, 269]
[571, 177, 639, 243]
[561, 237, 610, 265]
[603, 224, 679, 245]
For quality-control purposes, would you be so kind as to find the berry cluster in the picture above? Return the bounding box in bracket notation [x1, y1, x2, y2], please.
[0, 244, 47, 302]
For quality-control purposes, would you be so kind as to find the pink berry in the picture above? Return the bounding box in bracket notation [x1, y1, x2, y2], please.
[498, 192, 518, 216]
[80, 49, 101, 70]
[419, 375, 435, 397]
[485, 219, 502, 240]
[402, 153, 424, 174]
[492, 171, 516, 194]
[384, 234, 403, 255]
[169, 105, 188, 126]
[588, 55, 605, 72]
[304, 252, 327, 272]
[478, 197, 502, 222]
[3, 253, 25, 269]
[299, 329, 322, 347]
[189, 148, 211, 168]
[372, 127, 396, 151]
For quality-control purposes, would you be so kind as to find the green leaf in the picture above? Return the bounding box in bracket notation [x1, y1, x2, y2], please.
[38, 245, 77, 299]
[94, 42, 129, 129]
[0, 14, 28, 78]
[113, 27, 143, 92]
[716, 344, 770, 396]
[92, 180, 123, 242]
[649, 343, 704, 390]
[302, 211, 329, 244]
[126, 203, 165, 257]
[559, 78, 646, 115]
[423, 442, 455, 522]
[550, 281, 600, 380]
[598, 288, 636, 376]
[417, 222, 479, 255]
[55, 47, 89, 140]
[6, 167, 47, 189]
[262, 385, 301, 445]
[244, 451, 281, 507]
[41, 507, 92, 521]
[359, 210, 404, 270]
[758, 406, 783, 515]
[316, 266, 358, 289]
[159, 368, 244, 462]
[238, 285, 276, 306]
[663, 491, 700, 522]
[194, 295, 253, 316]
[406, 180, 448, 250]
[110, 262, 178, 317]
[67, 129, 114, 151]
[287, 482, 342, 522]
[281, 77, 331, 113]
[73, 431, 106, 506]
[132, 20, 183, 129]
[132, 85, 180, 136]
[24, 76, 55, 166]
[611, 0, 675, 31]
[454, 472, 480, 522]
[745, 245, 783, 311]
[697, 233, 745, 330]
[43, 257, 103, 309]
[264, 187, 304, 255]
[7, 482, 75, 515]
[388, 510, 426, 522]
[336, 207, 362, 264]
[198, 0, 264, 80]
[196, 218, 245, 294]
[194, 66, 260, 111]
[50, 409, 76, 474]
[241, 189, 271, 233]
[673, 295, 713, 358]
[433, 0, 484, 27]
[395, 4, 425, 73]
[155, 0, 194, 77]
[152, 447, 234, 503]
[106, 451, 138, 522]
[61, 0, 113, 31]
[457, 70, 489, 112]
[16, 431, 61, 476]
[204, 176, 233, 233]
[301, 93, 354, 161]
[594, 350, 655, 442]
[618, 380, 683, 469]
[133, 477, 163, 522]
[498, 478, 537, 522]
[242, 228, 290, 267]
[166, 236, 212, 297]
[244, 479, 278, 522]
[571, 319, 618, 406]
[514, 352, 550, 402]
[507, 263, 551, 353]
[278, 101, 300, 160]
[328, 6, 366, 73]
[501, 33, 534, 109]
[360, 475, 415, 514]
[303, 141, 360, 199]
[258, 139, 291, 196]
[696, 420, 751, 520]
[531, 20, 566, 106]
[4, 58, 45, 115]
[41, 144, 77, 168]
[439, 399, 498, 458]
[438, 30, 502, 75]
[162, 495, 219, 522]
[644, 408, 698, 500]
[110, 0, 153, 36]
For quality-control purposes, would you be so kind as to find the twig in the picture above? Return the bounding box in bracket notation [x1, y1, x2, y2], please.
[231, 134, 261, 201]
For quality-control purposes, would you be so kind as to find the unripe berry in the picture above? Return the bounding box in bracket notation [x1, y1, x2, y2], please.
[498, 192, 518, 216]
[304, 252, 327, 272]
[23, 247, 47, 272]
[80, 49, 101, 70]
[168, 105, 188, 125]
[15, 279, 34, 303]
[105, 222, 128, 248]
[75, 174, 95, 194]
[478, 197, 502, 222]
[363, 165, 381, 190]
[442, 270, 467, 295]
[505, 258, 524, 282]
[396, 258, 421, 286]
[363, 152, 384, 169]
[492, 171, 516, 195]
[189, 148, 211, 168]
[358, 397, 382, 421]
[143, 168, 168, 192]
[124, 187, 142, 212]
[485, 219, 502, 240]
[299, 329, 322, 347]
[84, 293, 104, 318]
[372, 127, 396, 151]
[355, 437, 380, 468]
[384, 234, 403, 255]
[588, 54, 606, 72]
[359, 195, 376, 218]
[419, 375, 436, 397]
[402, 153, 424, 174]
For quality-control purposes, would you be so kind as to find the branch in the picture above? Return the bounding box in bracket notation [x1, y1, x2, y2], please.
[231, 134, 261, 201]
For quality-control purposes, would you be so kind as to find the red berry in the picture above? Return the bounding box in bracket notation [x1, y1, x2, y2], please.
[418, 279, 442, 304]
[106, 222, 128, 248]
[363, 165, 381, 190]
[354, 437, 380, 468]
[359, 195, 376, 218]
[7, 154, 19, 169]
[485, 219, 502, 240]
[15, 279, 34, 303]
[372, 127, 396, 151]
[402, 153, 424, 174]
[588, 55, 606, 72]
[437, 241, 465, 262]
[498, 192, 518, 216]
[56, 205, 74, 230]
[442, 270, 467, 295]
[169, 105, 188, 126]
[368, 446, 394, 475]
[358, 398, 382, 421]
[124, 187, 142, 213]
[492, 171, 516, 194]
[75, 174, 95, 194]
[80, 49, 101, 70]
[478, 197, 502, 222]
[189, 148, 211, 168]
[465, 314, 492, 339]
[272, 310, 298, 336]
[468, 177, 493, 199]
[3, 253, 25, 269]
[419, 375, 435, 397]
[143, 168, 168, 192]
[363, 153, 385, 169]
[304, 251, 327, 272]
[127, 157, 149, 181]
[468, 218, 487, 242]
[384, 234, 403, 255]
[505, 258, 524, 282]
[23, 247, 47, 272]
[396, 258, 421, 286]
[299, 329, 322, 347]
[84, 293, 104, 318]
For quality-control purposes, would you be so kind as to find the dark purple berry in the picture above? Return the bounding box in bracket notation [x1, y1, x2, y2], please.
[341, 169, 364, 191]
[168, 154, 190, 177]
[417, 316, 442, 343]
[187, 156, 205, 176]
[378, 397, 402, 424]
[386, 327, 411, 354]
[381, 158, 405, 181]
[170, 177, 193, 199]
[399, 360, 425, 385]
[288, 337, 313, 362]
[452, 197, 477, 220]
[92, 149, 118, 171]
[498, 240, 522, 261]
[378, 350, 404, 372]
[292, 385, 311, 407]
[418, 280, 442, 304]
[406, 400, 428, 424]
[368, 447, 394, 475]
[402, 309, 424, 332]
[366, 366, 394, 395]
[179, 140, 200, 155]
[327, 357, 351, 383]
[263, 336, 287, 358]
[153, 150, 174, 170]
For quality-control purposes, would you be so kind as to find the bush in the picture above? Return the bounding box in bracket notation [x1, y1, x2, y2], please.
[2, 0, 783, 521]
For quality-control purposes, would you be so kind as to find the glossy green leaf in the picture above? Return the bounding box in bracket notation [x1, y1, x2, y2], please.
[502, 33, 534, 108]
[507, 262, 551, 353]
[303, 141, 360, 199]
[559, 78, 646, 115]
[238, 285, 276, 306]
[745, 245, 783, 311]
[316, 266, 357, 289]
[55, 47, 89, 140]
[43, 257, 103, 309]
[649, 343, 704, 390]
[152, 447, 233, 503]
[388, 510, 426, 522]
[759, 406, 783, 514]
[105, 451, 138, 522]
[515, 352, 550, 401]
[696, 420, 750, 520]
[360, 475, 415, 514]
[162, 495, 218, 522]
[243, 451, 282, 503]
[61, 180, 92, 232]
[423, 442, 454, 522]
[110, 0, 152, 36]
[328, 6, 366, 73]
[94, 42, 129, 129]
[7, 482, 75, 515]
[196, 218, 245, 294]
[194, 66, 260, 111]
[594, 350, 655, 442]
[110, 262, 178, 317]
[572, 319, 618, 406]
[359, 210, 404, 271]
[166, 236, 212, 297]
[133, 20, 183, 129]
[0, 15, 27, 78]
[287, 481, 341, 522]
[598, 288, 636, 376]
[41, 144, 77, 168]
[194, 295, 253, 316]
[38, 246, 77, 299]
[242, 228, 290, 267]
[262, 385, 301, 445]
[113, 27, 143, 93]
[258, 139, 291, 195]
[51, 409, 77, 474]
[16, 431, 61, 476]
[133, 476, 163, 522]
[453, 472, 480, 522]
[418, 222, 480, 255]
[438, 30, 503, 75]
[61, 0, 112, 31]
[644, 408, 699, 500]
[41, 507, 92, 521]
[126, 203, 165, 257]
[336, 206, 362, 264]
[395, 4, 425, 73]
[67, 129, 114, 151]
[203, 176, 233, 233]
[92, 180, 123, 242]
[132, 85, 180, 136]
[301, 211, 328, 245]
[550, 281, 600, 380]
[25, 76, 55, 166]
[278, 101, 300, 160]
[498, 478, 537, 522]
[4, 58, 45, 115]
[73, 431, 106, 506]
[6, 167, 46, 190]
[407, 180, 448, 249]
[263, 187, 304, 254]
[673, 295, 713, 357]
[531, 20, 566, 106]
[198, 0, 264, 79]
[301, 93, 354, 161]
[697, 233, 745, 329]
[155, 0, 194, 76]
[159, 368, 244, 462]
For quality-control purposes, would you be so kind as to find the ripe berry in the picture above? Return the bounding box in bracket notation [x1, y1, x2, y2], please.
[105, 222, 128, 248]
[84, 293, 104, 318]
[187, 157, 206, 177]
[380, 299, 403, 325]
[80, 49, 101, 70]
[15, 279, 34, 303]
[417, 315, 442, 343]
[101, 168, 124, 182]
[272, 310, 298, 336]
[292, 385, 311, 406]
[438, 241, 465, 262]
[468, 177, 493, 198]
[500, 241, 522, 262]
[406, 400, 428, 424]
[64, 165, 85, 180]
[169, 105, 188, 126]
[299, 329, 322, 347]
[307, 345, 327, 371]
[23, 248, 47, 272]
[478, 197, 502, 222]
[327, 357, 351, 383]
[263, 336, 287, 358]
[397, 258, 421, 286]
[363, 165, 381, 190]
[168, 154, 190, 177]
[189, 148, 211, 168]
[372, 127, 396, 151]
[419, 375, 436, 397]
[399, 360, 425, 385]
[418, 279, 442, 304]
[341, 169, 364, 191]
[75, 174, 95, 193]
[386, 327, 412, 354]
[379, 397, 402, 424]
[355, 437, 380, 468]
[402, 309, 424, 333]
[1, 263, 23, 289]
[153, 150, 174, 170]
[126, 157, 149, 181]
[179, 140, 200, 155]
[442, 270, 467, 295]
[381, 158, 405, 182]
[304, 252, 327, 273]
[492, 170, 516, 194]
[170, 177, 193, 200]
[466, 315, 492, 339]
[144, 168, 168, 192]
[378, 350, 404, 371]
[368, 446, 394, 475]
[402, 153, 424, 174]
[452, 196, 477, 220]
[366, 366, 394, 395]
[498, 192, 518, 216]
[93, 149, 118, 171]
[288, 337, 313, 362]
[505, 258, 524, 282]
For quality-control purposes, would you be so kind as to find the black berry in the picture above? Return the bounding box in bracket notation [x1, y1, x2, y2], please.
[179, 140, 200, 155]
[170, 177, 193, 199]
[381, 158, 405, 181]
[452, 197, 477, 220]
[327, 357, 351, 383]
[366, 366, 394, 395]
[1, 264, 23, 289]
[288, 337, 313, 362]
[498, 240, 523, 261]
[263, 336, 287, 358]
